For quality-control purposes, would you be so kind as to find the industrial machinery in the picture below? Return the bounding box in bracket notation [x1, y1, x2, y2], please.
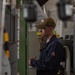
[0, 0, 19, 75]
[0, 0, 75, 75]
[26, 0, 75, 75]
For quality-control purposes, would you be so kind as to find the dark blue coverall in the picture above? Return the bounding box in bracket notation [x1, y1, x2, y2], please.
[30, 35, 64, 75]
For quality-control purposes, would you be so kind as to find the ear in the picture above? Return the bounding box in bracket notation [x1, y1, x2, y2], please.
[49, 27, 53, 30]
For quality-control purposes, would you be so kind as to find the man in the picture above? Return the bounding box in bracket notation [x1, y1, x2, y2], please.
[28, 18, 64, 75]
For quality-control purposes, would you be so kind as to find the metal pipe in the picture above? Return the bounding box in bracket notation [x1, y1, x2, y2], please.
[11, 0, 16, 9]
[43, 5, 48, 17]
[64, 45, 70, 75]
[33, 0, 48, 23]
[0, 0, 6, 74]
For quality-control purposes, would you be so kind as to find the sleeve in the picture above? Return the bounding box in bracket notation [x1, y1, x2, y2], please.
[30, 42, 63, 69]
[30, 59, 47, 69]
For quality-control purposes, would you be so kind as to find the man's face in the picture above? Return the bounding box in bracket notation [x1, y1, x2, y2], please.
[39, 26, 54, 38]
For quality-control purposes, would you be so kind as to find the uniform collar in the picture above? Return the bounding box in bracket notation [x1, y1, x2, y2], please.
[47, 35, 56, 44]
[40, 35, 56, 51]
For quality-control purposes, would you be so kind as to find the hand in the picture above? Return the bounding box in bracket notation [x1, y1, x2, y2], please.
[31, 57, 36, 60]
[28, 57, 36, 66]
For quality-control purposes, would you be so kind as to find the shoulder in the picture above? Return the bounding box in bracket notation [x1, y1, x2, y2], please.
[56, 38, 62, 44]
[54, 38, 63, 48]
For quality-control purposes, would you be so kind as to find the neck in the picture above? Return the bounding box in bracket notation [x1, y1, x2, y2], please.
[46, 33, 54, 43]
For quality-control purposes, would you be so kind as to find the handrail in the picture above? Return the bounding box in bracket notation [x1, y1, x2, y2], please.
[64, 45, 70, 75]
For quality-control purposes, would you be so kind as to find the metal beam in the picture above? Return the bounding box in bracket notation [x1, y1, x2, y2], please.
[73, 14, 75, 75]
[0, 0, 6, 74]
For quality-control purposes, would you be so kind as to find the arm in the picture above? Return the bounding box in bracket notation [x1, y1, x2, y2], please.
[30, 42, 63, 69]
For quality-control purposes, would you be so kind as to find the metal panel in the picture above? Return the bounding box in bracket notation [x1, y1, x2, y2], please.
[28, 31, 40, 75]
[9, 43, 17, 75]
[5, 6, 18, 75]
